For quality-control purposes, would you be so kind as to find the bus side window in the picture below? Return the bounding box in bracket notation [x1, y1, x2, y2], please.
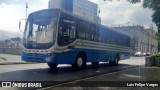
[58, 13, 77, 46]
[78, 31, 85, 38]
[69, 26, 76, 39]
[62, 24, 76, 44]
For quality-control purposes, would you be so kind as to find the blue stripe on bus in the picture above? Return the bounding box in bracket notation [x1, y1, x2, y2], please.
[22, 48, 130, 64]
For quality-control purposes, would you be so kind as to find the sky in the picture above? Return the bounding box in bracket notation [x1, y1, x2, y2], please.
[0, 0, 49, 33]
[90, 0, 156, 29]
[0, 0, 157, 34]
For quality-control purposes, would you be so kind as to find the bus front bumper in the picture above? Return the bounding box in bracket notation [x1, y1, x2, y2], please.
[21, 52, 57, 63]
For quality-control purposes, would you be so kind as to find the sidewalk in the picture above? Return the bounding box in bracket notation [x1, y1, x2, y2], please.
[0, 53, 31, 65]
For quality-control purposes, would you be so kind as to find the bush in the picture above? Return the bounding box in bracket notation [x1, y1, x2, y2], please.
[151, 54, 160, 57]
[145, 56, 155, 66]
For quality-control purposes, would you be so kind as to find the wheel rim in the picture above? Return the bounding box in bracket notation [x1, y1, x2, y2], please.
[77, 57, 83, 67]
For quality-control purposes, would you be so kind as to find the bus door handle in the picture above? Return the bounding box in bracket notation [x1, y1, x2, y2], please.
[68, 46, 75, 49]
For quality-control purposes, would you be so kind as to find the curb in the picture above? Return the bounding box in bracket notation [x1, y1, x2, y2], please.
[0, 62, 38, 65]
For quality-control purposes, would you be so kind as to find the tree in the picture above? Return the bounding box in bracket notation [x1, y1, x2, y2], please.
[129, 0, 141, 4]
[143, 0, 160, 32]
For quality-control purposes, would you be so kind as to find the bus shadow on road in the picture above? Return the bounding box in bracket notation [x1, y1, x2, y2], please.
[47, 63, 138, 74]
[0, 63, 138, 81]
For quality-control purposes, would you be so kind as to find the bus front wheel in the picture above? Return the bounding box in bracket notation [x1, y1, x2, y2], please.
[47, 63, 58, 69]
[72, 55, 86, 69]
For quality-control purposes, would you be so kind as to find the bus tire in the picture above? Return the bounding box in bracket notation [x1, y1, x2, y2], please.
[72, 55, 86, 69]
[47, 63, 58, 69]
[92, 62, 99, 66]
[109, 54, 119, 66]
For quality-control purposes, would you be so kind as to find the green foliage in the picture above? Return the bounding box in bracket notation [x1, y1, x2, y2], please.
[143, 0, 160, 10]
[143, 0, 160, 32]
[151, 54, 160, 58]
[152, 10, 160, 26]
[129, 0, 141, 4]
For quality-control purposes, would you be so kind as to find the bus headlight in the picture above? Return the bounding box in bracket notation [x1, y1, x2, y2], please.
[45, 57, 51, 62]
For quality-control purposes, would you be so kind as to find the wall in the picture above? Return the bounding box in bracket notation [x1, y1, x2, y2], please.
[111, 25, 158, 55]
[0, 48, 22, 55]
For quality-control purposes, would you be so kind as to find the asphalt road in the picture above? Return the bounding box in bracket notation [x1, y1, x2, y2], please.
[0, 57, 145, 89]
[49, 67, 160, 90]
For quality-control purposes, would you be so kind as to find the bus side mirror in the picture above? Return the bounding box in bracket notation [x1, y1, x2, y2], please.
[19, 19, 26, 33]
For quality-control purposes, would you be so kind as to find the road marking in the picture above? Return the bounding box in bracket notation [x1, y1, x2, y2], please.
[39, 66, 140, 90]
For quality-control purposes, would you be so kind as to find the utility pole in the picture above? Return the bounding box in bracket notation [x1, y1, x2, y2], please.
[25, 2, 28, 23]
[19, 2, 28, 33]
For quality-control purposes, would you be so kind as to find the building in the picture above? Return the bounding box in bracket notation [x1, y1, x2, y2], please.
[0, 37, 22, 48]
[0, 37, 22, 55]
[48, 0, 101, 23]
[111, 25, 158, 55]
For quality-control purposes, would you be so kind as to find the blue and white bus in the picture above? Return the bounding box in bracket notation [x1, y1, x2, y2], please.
[21, 9, 130, 69]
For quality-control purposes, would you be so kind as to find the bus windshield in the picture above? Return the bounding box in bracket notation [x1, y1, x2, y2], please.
[23, 9, 59, 49]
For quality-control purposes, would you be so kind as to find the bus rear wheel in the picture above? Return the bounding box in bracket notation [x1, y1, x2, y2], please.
[72, 55, 86, 69]
[109, 55, 119, 66]
[47, 63, 58, 69]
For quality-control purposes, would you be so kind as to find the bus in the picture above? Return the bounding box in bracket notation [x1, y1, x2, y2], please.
[21, 9, 130, 69]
